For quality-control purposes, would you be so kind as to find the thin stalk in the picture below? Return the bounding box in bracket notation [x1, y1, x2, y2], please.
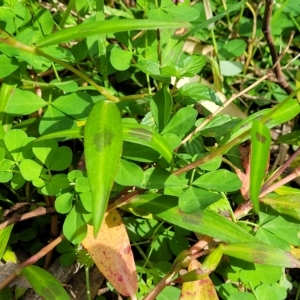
[59, 0, 76, 28]
[243, 1, 257, 74]
[85, 266, 92, 300]
[0, 234, 64, 290]
[0, 32, 119, 102]
[96, 0, 109, 88]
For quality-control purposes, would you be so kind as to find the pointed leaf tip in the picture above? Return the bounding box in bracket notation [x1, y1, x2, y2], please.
[84, 100, 123, 237]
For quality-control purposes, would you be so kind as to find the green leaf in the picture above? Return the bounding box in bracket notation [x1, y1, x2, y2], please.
[36, 122, 173, 164]
[5, 89, 47, 115]
[150, 87, 173, 132]
[0, 55, 19, 78]
[51, 80, 79, 93]
[261, 194, 300, 221]
[162, 107, 197, 136]
[37, 19, 191, 48]
[138, 167, 186, 189]
[40, 174, 70, 196]
[39, 104, 76, 135]
[123, 123, 173, 164]
[255, 283, 287, 300]
[135, 60, 171, 85]
[192, 169, 242, 192]
[110, 47, 132, 71]
[0, 171, 12, 182]
[49, 146, 72, 171]
[163, 6, 200, 22]
[0, 225, 13, 259]
[175, 82, 223, 106]
[261, 215, 300, 246]
[277, 130, 300, 145]
[180, 55, 206, 77]
[19, 159, 46, 181]
[255, 227, 290, 251]
[219, 39, 247, 59]
[84, 100, 123, 237]
[37, 127, 85, 141]
[21, 265, 70, 300]
[222, 243, 300, 268]
[221, 98, 300, 147]
[75, 177, 90, 193]
[219, 60, 243, 76]
[0, 159, 12, 172]
[51, 92, 93, 120]
[115, 159, 144, 186]
[33, 8, 54, 36]
[178, 0, 247, 41]
[198, 155, 222, 171]
[178, 186, 221, 213]
[32, 139, 58, 167]
[79, 192, 92, 212]
[55, 192, 74, 214]
[0, 7, 15, 18]
[4, 129, 29, 162]
[11, 172, 26, 190]
[229, 293, 256, 300]
[157, 286, 181, 300]
[250, 121, 271, 213]
[63, 205, 87, 244]
[131, 193, 257, 243]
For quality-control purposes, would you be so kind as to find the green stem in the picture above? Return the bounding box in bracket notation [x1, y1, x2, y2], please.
[85, 266, 92, 300]
[96, 0, 109, 88]
[0, 32, 119, 103]
[36, 48, 119, 102]
[59, 0, 76, 28]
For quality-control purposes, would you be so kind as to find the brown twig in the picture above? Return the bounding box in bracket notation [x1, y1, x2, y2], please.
[262, 0, 293, 94]
[0, 234, 64, 290]
[0, 207, 56, 230]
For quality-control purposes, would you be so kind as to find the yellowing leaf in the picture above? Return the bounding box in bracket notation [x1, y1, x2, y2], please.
[180, 259, 218, 300]
[82, 209, 138, 298]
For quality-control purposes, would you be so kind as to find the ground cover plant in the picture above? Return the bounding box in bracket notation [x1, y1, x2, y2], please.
[0, 0, 300, 299]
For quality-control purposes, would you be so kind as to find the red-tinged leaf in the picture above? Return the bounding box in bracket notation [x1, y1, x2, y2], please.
[84, 100, 123, 237]
[250, 120, 271, 213]
[82, 209, 138, 298]
[236, 142, 251, 199]
[180, 260, 218, 300]
[21, 265, 70, 299]
[223, 242, 300, 268]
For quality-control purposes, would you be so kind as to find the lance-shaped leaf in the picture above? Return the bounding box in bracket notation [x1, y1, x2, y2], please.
[123, 122, 173, 164]
[150, 87, 173, 132]
[21, 265, 70, 299]
[84, 100, 123, 237]
[250, 120, 271, 213]
[261, 194, 300, 221]
[180, 259, 218, 300]
[38, 123, 173, 164]
[220, 97, 300, 146]
[82, 210, 138, 298]
[0, 225, 13, 259]
[37, 19, 191, 48]
[222, 243, 300, 268]
[130, 193, 257, 243]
